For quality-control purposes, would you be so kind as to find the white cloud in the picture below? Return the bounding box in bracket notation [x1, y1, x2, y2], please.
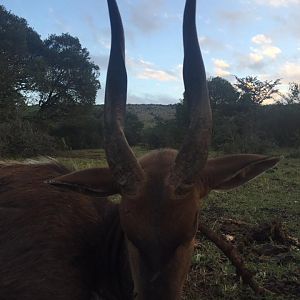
[249, 45, 281, 63]
[137, 69, 177, 81]
[252, 34, 272, 45]
[249, 52, 264, 63]
[244, 34, 282, 69]
[250, 34, 281, 60]
[214, 59, 230, 69]
[126, 57, 179, 82]
[261, 45, 282, 59]
[256, 0, 300, 7]
[215, 69, 231, 77]
[213, 59, 231, 77]
[127, 57, 154, 69]
[280, 61, 300, 82]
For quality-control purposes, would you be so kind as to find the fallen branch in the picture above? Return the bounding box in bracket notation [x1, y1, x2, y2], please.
[220, 217, 253, 227]
[198, 221, 271, 295]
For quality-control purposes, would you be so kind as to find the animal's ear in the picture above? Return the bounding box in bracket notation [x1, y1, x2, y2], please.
[202, 154, 280, 191]
[46, 168, 119, 196]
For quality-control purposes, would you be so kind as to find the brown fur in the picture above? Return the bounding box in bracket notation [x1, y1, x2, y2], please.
[0, 150, 279, 300]
[116, 149, 279, 300]
[0, 0, 280, 298]
[0, 162, 132, 300]
[120, 150, 199, 300]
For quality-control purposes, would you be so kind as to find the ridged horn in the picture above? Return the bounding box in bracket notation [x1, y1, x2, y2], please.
[104, 0, 144, 192]
[170, 0, 212, 188]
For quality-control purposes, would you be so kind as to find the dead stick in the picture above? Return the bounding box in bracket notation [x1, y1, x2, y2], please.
[198, 221, 268, 295]
[220, 217, 253, 227]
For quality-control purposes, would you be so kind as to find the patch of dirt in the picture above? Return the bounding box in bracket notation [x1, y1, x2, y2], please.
[183, 218, 300, 299]
[265, 276, 300, 298]
[248, 220, 290, 244]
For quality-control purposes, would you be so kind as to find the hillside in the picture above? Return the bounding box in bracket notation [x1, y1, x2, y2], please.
[25, 104, 177, 128]
[93, 104, 176, 127]
[127, 104, 176, 127]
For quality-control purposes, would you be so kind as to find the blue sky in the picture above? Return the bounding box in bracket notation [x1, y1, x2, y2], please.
[2, 0, 300, 104]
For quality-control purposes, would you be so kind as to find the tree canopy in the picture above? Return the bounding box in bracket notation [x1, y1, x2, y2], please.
[235, 76, 281, 105]
[208, 77, 239, 106]
[0, 5, 43, 121]
[0, 6, 100, 122]
[281, 82, 300, 104]
[37, 34, 100, 118]
[0, 4, 299, 158]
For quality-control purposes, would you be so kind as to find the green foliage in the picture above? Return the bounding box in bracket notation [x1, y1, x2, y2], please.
[136, 77, 299, 153]
[235, 76, 281, 105]
[259, 104, 300, 148]
[125, 111, 144, 146]
[280, 82, 300, 104]
[0, 6, 102, 157]
[127, 104, 176, 128]
[142, 118, 180, 149]
[286, 148, 300, 158]
[1, 5, 299, 157]
[208, 77, 239, 107]
[37, 33, 100, 117]
[49, 109, 103, 150]
[0, 119, 60, 158]
[0, 5, 43, 121]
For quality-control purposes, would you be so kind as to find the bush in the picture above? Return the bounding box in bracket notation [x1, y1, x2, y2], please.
[0, 120, 62, 158]
[286, 148, 300, 158]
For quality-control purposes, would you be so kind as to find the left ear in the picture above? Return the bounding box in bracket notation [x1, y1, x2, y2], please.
[201, 154, 280, 191]
[46, 168, 119, 196]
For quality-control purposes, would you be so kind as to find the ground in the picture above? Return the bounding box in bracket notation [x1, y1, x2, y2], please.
[56, 148, 300, 300]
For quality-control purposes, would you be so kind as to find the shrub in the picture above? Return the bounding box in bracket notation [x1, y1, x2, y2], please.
[0, 120, 62, 158]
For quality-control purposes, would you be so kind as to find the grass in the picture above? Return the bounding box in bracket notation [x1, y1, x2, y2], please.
[185, 157, 300, 300]
[55, 148, 300, 299]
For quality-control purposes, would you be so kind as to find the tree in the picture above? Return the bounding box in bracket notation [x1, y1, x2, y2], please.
[125, 112, 144, 146]
[0, 5, 43, 121]
[37, 33, 100, 118]
[281, 82, 300, 104]
[235, 76, 280, 105]
[207, 77, 239, 107]
[49, 106, 103, 149]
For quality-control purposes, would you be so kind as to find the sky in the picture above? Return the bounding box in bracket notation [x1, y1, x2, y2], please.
[1, 0, 300, 104]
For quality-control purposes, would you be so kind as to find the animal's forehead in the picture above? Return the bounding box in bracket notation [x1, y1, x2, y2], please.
[120, 182, 198, 227]
[120, 149, 199, 229]
[138, 149, 178, 176]
[121, 149, 200, 209]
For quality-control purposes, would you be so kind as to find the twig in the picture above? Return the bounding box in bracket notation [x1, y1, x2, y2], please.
[198, 221, 270, 295]
[220, 217, 253, 227]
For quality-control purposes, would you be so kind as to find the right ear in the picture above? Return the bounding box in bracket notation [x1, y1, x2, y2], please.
[202, 154, 280, 191]
[46, 168, 120, 196]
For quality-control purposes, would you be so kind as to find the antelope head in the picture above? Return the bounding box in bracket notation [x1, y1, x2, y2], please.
[50, 0, 279, 299]
[103, 0, 279, 298]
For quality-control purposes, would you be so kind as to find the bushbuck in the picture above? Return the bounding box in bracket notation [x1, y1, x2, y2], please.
[0, 0, 279, 299]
